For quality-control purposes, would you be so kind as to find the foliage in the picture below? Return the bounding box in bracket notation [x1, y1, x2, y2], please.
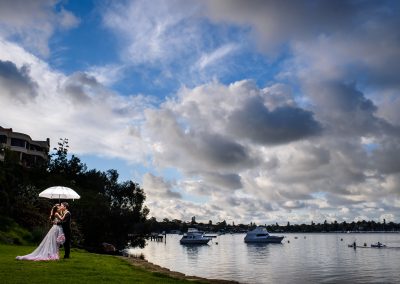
[0, 138, 149, 250]
[0, 149, 53, 233]
[144, 217, 400, 234]
[0, 216, 34, 245]
[265, 219, 400, 233]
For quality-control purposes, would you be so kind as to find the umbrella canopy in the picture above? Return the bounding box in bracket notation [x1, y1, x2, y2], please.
[39, 186, 80, 200]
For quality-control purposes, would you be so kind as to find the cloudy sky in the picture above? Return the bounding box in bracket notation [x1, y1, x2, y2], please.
[1, 0, 399, 225]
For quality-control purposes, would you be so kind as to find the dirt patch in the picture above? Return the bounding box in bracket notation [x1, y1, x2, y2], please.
[119, 256, 239, 283]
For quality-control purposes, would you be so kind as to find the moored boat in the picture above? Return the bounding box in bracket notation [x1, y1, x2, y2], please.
[180, 228, 212, 245]
[244, 226, 284, 243]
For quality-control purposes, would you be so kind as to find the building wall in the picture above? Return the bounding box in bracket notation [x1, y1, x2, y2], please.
[0, 126, 50, 167]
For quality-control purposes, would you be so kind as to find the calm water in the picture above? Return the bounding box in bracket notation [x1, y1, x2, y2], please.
[128, 233, 400, 284]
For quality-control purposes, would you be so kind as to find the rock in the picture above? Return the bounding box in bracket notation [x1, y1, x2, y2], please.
[102, 242, 116, 253]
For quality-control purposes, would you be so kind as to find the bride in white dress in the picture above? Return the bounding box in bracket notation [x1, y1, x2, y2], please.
[16, 204, 66, 261]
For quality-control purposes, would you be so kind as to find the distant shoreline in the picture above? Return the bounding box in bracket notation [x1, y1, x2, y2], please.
[281, 231, 400, 234]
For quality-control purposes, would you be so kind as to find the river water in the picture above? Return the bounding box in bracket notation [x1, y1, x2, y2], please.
[128, 233, 400, 283]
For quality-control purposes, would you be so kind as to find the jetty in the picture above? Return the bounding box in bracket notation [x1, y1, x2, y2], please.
[149, 232, 165, 242]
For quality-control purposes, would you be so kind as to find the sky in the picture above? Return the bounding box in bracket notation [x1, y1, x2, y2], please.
[1, 0, 400, 225]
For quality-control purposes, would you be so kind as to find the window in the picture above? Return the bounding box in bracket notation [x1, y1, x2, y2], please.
[11, 138, 26, 148]
[30, 144, 43, 151]
[0, 135, 7, 144]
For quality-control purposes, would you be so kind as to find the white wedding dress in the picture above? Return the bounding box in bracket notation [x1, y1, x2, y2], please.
[16, 219, 65, 261]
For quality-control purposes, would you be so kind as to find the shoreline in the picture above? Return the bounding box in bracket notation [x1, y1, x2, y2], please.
[119, 256, 239, 284]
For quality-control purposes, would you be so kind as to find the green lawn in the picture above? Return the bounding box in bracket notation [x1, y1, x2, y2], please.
[0, 244, 199, 284]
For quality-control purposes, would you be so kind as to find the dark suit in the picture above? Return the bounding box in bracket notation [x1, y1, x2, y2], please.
[59, 211, 71, 258]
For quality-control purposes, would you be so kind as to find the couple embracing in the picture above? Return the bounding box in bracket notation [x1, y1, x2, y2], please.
[16, 202, 71, 261]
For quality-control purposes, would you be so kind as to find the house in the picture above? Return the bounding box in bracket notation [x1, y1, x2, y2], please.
[0, 126, 50, 167]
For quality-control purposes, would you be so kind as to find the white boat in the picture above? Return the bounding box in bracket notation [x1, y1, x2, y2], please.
[244, 226, 284, 243]
[180, 228, 212, 245]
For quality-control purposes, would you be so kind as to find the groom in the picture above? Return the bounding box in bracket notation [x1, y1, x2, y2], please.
[59, 202, 71, 259]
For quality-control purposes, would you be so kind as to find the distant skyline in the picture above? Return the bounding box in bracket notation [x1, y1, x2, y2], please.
[1, 0, 399, 224]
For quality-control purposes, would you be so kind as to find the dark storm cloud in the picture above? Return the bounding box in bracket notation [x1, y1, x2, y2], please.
[371, 140, 400, 175]
[165, 189, 182, 199]
[191, 132, 254, 168]
[0, 60, 37, 102]
[143, 173, 182, 199]
[225, 196, 274, 212]
[321, 82, 376, 113]
[206, 1, 400, 90]
[278, 189, 313, 201]
[206, 0, 365, 30]
[325, 193, 366, 208]
[202, 172, 242, 190]
[63, 72, 101, 104]
[227, 96, 321, 145]
[204, 0, 397, 52]
[308, 81, 398, 136]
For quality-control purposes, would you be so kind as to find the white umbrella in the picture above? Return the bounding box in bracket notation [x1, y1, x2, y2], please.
[39, 186, 80, 201]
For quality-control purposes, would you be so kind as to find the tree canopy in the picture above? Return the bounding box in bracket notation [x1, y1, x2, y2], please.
[0, 138, 149, 250]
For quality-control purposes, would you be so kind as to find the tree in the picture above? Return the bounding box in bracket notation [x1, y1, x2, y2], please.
[48, 138, 86, 180]
[0, 137, 150, 250]
[48, 138, 69, 174]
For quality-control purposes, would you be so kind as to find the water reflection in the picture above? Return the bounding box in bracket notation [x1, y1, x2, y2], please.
[127, 233, 400, 284]
[181, 244, 204, 263]
[245, 243, 271, 260]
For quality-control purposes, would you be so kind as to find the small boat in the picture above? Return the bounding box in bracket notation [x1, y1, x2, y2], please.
[244, 226, 284, 244]
[180, 228, 211, 245]
[348, 241, 357, 248]
[371, 242, 386, 248]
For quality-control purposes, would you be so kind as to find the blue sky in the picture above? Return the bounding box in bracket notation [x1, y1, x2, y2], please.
[1, 0, 400, 224]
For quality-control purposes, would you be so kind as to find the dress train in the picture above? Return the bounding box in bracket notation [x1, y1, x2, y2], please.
[16, 224, 65, 261]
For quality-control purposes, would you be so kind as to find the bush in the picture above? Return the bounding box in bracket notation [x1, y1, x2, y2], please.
[0, 216, 34, 245]
[31, 225, 50, 243]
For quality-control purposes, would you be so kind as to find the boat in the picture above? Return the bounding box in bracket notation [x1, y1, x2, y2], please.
[244, 226, 284, 243]
[180, 228, 212, 245]
[348, 241, 357, 248]
[371, 242, 386, 248]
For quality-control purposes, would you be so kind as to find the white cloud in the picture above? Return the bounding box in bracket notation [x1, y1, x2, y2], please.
[0, 0, 79, 57]
[86, 64, 126, 86]
[1, 0, 400, 224]
[196, 43, 239, 70]
[0, 39, 151, 163]
[103, 0, 202, 65]
[101, 1, 247, 86]
[58, 8, 80, 29]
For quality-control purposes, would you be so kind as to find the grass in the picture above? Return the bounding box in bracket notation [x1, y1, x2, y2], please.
[0, 244, 201, 284]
